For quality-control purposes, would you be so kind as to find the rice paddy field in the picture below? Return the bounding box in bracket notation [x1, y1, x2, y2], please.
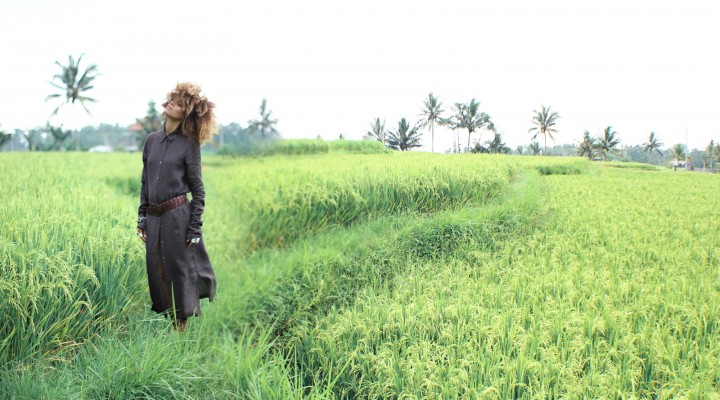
[1, 149, 719, 399]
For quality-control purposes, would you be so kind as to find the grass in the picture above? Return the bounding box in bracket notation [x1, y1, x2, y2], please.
[603, 161, 662, 171]
[217, 138, 389, 157]
[1, 150, 719, 398]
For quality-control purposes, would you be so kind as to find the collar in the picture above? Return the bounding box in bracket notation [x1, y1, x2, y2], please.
[162, 125, 180, 142]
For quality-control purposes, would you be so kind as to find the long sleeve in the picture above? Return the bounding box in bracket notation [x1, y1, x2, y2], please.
[137, 136, 150, 229]
[185, 140, 204, 239]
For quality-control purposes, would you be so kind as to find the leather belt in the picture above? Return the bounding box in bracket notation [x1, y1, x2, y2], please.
[147, 194, 188, 216]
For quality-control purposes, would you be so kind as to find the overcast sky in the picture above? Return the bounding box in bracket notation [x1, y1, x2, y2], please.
[1, 0, 719, 151]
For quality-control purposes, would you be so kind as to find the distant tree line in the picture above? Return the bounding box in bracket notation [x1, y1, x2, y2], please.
[365, 93, 502, 153]
[1, 119, 280, 154]
[2, 53, 719, 172]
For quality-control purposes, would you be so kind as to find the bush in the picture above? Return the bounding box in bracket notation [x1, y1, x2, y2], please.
[328, 140, 390, 154]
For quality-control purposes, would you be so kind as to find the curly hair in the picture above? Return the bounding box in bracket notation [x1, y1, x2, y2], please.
[162, 82, 218, 144]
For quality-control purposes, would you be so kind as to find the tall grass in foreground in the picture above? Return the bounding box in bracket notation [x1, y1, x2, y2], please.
[0, 153, 580, 367]
[17, 151, 707, 398]
[0, 154, 146, 366]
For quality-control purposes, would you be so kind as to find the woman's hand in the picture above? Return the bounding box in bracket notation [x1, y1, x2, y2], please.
[137, 228, 147, 242]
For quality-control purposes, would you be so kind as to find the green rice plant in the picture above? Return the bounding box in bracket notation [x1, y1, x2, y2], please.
[264, 164, 720, 398]
[327, 139, 389, 154]
[604, 161, 661, 171]
[235, 154, 530, 251]
[219, 139, 389, 157]
[535, 160, 588, 175]
[6, 150, 716, 398]
[258, 139, 330, 156]
[0, 154, 146, 367]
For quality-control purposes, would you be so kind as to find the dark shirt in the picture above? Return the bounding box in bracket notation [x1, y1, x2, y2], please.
[137, 128, 205, 239]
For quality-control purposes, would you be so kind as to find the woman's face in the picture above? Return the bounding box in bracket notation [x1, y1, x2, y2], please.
[163, 96, 186, 120]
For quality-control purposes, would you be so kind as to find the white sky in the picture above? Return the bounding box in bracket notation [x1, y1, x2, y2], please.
[1, 0, 719, 151]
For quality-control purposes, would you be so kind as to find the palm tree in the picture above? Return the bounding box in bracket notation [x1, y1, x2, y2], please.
[47, 125, 72, 152]
[597, 126, 620, 160]
[672, 144, 686, 170]
[515, 145, 524, 155]
[363, 118, 387, 144]
[138, 100, 162, 133]
[577, 130, 596, 159]
[528, 105, 560, 153]
[704, 140, 715, 171]
[21, 128, 42, 152]
[485, 133, 510, 154]
[642, 131, 663, 155]
[529, 142, 542, 155]
[0, 124, 11, 150]
[136, 100, 163, 147]
[247, 99, 279, 137]
[418, 93, 444, 152]
[46, 54, 99, 117]
[450, 125, 460, 153]
[469, 142, 487, 154]
[386, 118, 422, 151]
[445, 99, 494, 151]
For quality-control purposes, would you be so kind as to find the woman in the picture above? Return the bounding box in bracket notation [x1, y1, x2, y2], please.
[136, 82, 217, 331]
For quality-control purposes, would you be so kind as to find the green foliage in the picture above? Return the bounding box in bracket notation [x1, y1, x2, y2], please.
[642, 131, 663, 155]
[218, 138, 390, 157]
[704, 140, 716, 170]
[529, 141, 542, 155]
[536, 162, 587, 175]
[257, 138, 329, 156]
[46, 54, 99, 116]
[445, 99, 494, 151]
[386, 118, 423, 151]
[0, 154, 147, 367]
[597, 126, 621, 160]
[47, 125, 73, 151]
[483, 132, 511, 154]
[240, 154, 517, 251]
[135, 100, 163, 148]
[281, 165, 720, 398]
[328, 139, 389, 154]
[604, 161, 661, 171]
[20, 128, 43, 152]
[3, 153, 719, 398]
[418, 93, 445, 152]
[363, 117, 387, 144]
[247, 99, 279, 138]
[529, 104, 560, 152]
[578, 130, 595, 159]
[0, 124, 11, 150]
[672, 143, 686, 164]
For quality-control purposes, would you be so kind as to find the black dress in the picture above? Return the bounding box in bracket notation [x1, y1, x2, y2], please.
[137, 127, 216, 319]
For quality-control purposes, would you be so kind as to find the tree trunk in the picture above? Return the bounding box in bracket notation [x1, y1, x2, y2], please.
[431, 123, 434, 153]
